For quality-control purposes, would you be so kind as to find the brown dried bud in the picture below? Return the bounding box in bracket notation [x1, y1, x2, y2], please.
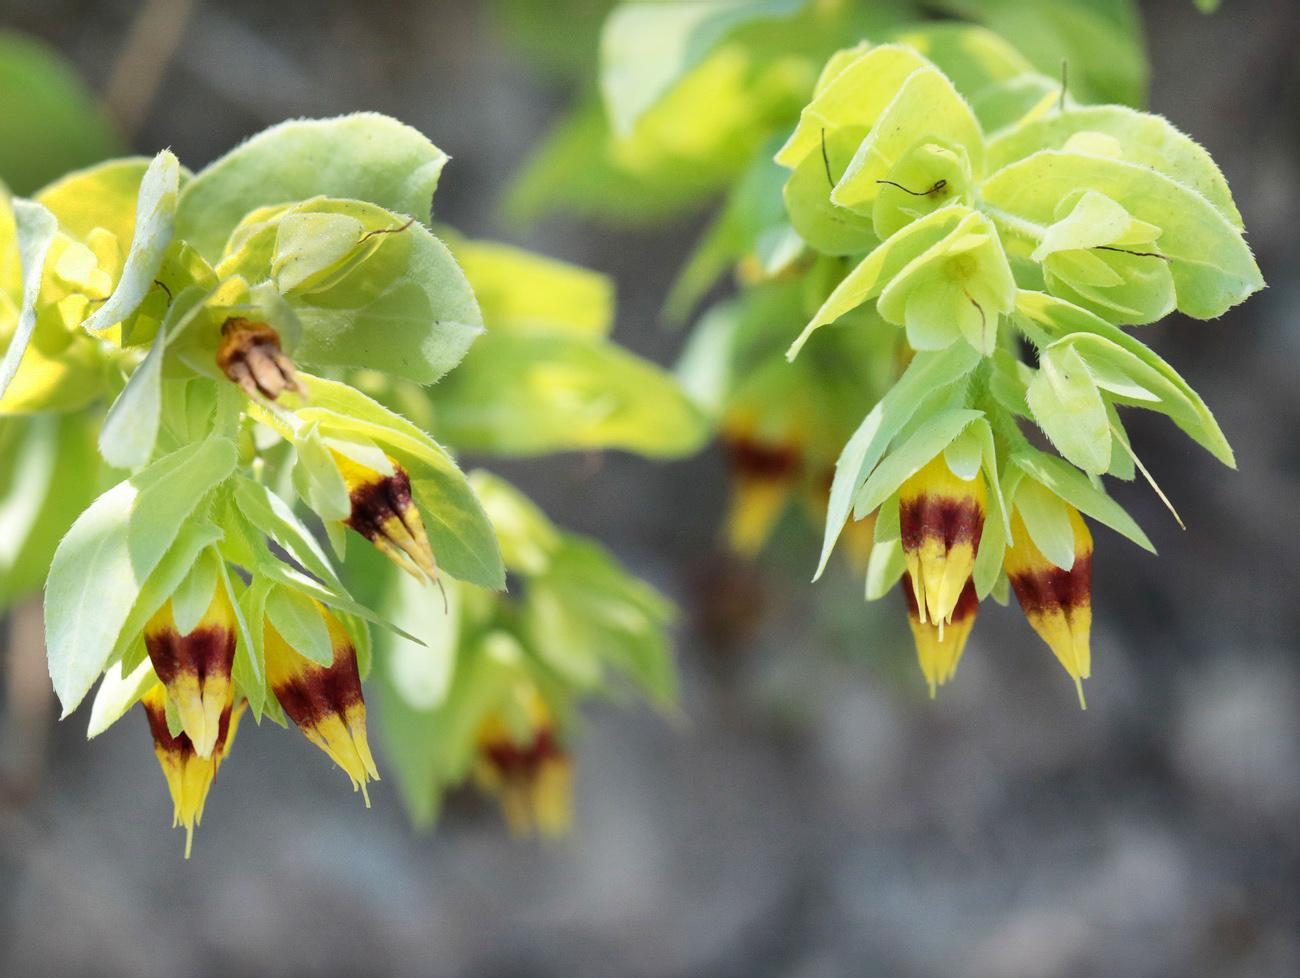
[215, 316, 307, 400]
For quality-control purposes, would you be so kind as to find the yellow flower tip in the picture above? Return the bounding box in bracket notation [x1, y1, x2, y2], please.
[902, 572, 979, 695]
[723, 432, 802, 556]
[478, 737, 573, 839]
[1005, 506, 1095, 689]
[263, 607, 380, 796]
[899, 455, 986, 626]
[145, 589, 238, 759]
[331, 451, 439, 583]
[215, 316, 307, 400]
[474, 695, 573, 839]
[1075, 675, 1088, 711]
[142, 684, 244, 857]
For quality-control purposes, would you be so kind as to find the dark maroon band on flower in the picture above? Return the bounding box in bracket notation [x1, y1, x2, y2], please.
[1009, 553, 1093, 615]
[344, 466, 415, 541]
[484, 728, 563, 775]
[899, 494, 985, 551]
[271, 644, 364, 728]
[146, 625, 235, 685]
[725, 436, 801, 481]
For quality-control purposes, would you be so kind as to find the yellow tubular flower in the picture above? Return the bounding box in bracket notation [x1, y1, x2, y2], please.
[144, 584, 238, 759]
[329, 449, 438, 583]
[473, 693, 572, 838]
[1004, 505, 1094, 707]
[263, 604, 379, 802]
[899, 455, 986, 632]
[722, 431, 802, 556]
[142, 683, 245, 858]
[902, 571, 978, 696]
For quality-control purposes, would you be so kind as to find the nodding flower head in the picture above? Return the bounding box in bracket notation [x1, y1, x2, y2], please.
[899, 454, 986, 633]
[263, 603, 379, 802]
[722, 427, 802, 557]
[474, 693, 572, 838]
[141, 682, 245, 858]
[902, 571, 978, 696]
[330, 449, 438, 583]
[1004, 504, 1094, 707]
[215, 317, 307, 400]
[144, 583, 238, 759]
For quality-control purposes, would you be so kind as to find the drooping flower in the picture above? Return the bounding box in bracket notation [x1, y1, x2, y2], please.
[899, 454, 986, 631]
[215, 316, 307, 400]
[263, 603, 379, 801]
[722, 429, 802, 556]
[902, 571, 978, 696]
[330, 448, 438, 583]
[473, 692, 572, 838]
[141, 682, 245, 858]
[144, 583, 238, 758]
[1004, 504, 1093, 706]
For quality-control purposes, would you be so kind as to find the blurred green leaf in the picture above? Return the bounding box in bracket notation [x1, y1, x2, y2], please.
[0, 33, 121, 197]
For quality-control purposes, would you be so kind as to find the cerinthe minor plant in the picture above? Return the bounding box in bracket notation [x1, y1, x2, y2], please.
[0, 114, 703, 853]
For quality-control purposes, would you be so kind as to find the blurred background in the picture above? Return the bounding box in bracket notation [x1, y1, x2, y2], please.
[1, 0, 1298, 975]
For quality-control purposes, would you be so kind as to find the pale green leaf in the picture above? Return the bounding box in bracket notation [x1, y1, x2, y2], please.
[832, 66, 985, 213]
[468, 470, 561, 577]
[601, 0, 801, 135]
[265, 583, 334, 666]
[169, 546, 220, 636]
[427, 332, 708, 458]
[1011, 477, 1077, 570]
[986, 104, 1241, 227]
[852, 408, 984, 519]
[776, 44, 932, 167]
[81, 150, 179, 337]
[86, 656, 155, 739]
[1027, 342, 1111, 474]
[1012, 446, 1154, 552]
[97, 310, 167, 467]
[789, 204, 971, 357]
[864, 536, 905, 600]
[448, 238, 613, 338]
[45, 436, 237, 715]
[1015, 291, 1234, 465]
[176, 113, 449, 261]
[0, 199, 57, 402]
[107, 522, 225, 666]
[983, 151, 1263, 319]
[815, 342, 982, 577]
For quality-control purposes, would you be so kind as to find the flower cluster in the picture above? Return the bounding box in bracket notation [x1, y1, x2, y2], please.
[0, 114, 692, 852]
[662, 24, 1259, 700]
[773, 36, 1259, 699]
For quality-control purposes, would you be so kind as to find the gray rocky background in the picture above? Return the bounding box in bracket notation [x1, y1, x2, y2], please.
[0, 0, 1298, 975]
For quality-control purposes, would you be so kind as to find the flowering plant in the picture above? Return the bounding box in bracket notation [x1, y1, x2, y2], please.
[520, 4, 1261, 700]
[0, 114, 701, 851]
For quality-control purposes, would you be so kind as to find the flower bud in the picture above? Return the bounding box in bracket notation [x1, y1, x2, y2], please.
[215, 316, 307, 400]
[899, 455, 986, 631]
[473, 695, 572, 838]
[144, 584, 238, 759]
[331, 449, 438, 583]
[1004, 505, 1093, 705]
[902, 571, 978, 696]
[141, 682, 244, 858]
[263, 603, 379, 801]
